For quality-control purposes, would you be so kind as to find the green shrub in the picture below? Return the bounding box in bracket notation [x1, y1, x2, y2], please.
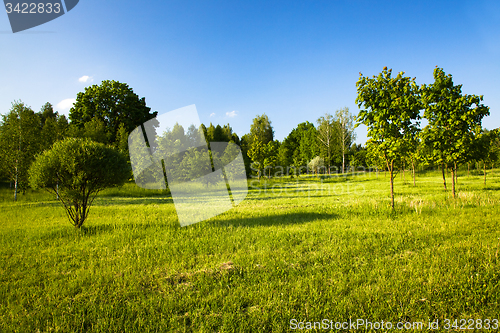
[29, 138, 130, 228]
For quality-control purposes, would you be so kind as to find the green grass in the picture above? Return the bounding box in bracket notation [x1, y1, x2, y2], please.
[1, 170, 500, 332]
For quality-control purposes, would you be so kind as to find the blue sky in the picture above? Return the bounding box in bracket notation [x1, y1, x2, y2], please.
[1, 0, 499, 144]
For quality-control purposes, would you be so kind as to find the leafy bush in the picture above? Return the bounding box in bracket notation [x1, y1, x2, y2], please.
[29, 138, 130, 228]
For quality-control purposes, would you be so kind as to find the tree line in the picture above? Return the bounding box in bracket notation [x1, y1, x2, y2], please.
[0, 81, 157, 195]
[0, 80, 359, 195]
[238, 109, 360, 179]
[1, 70, 499, 208]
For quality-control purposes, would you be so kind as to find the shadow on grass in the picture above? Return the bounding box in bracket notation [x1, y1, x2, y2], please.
[209, 211, 338, 228]
[250, 176, 368, 185]
[483, 186, 500, 191]
[78, 223, 120, 235]
[37, 218, 178, 241]
[99, 189, 171, 198]
[0, 196, 175, 208]
[35, 210, 337, 241]
[93, 196, 174, 206]
[245, 194, 344, 201]
[2, 201, 64, 208]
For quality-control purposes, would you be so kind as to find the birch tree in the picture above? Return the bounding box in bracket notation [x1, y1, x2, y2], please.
[334, 107, 356, 174]
[316, 113, 337, 173]
[0, 101, 41, 199]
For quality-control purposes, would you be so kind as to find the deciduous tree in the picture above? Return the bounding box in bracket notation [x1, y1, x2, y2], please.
[421, 67, 489, 197]
[29, 138, 130, 228]
[308, 156, 324, 176]
[263, 140, 279, 178]
[280, 121, 320, 175]
[0, 101, 41, 198]
[356, 67, 421, 210]
[476, 128, 499, 185]
[334, 107, 356, 173]
[316, 113, 337, 174]
[246, 115, 275, 178]
[248, 136, 265, 179]
[248, 114, 274, 147]
[69, 80, 158, 146]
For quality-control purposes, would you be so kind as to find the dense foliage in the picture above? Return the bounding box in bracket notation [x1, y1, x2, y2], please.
[68, 80, 158, 148]
[356, 67, 421, 209]
[0, 101, 68, 196]
[421, 67, 490, 198]
[29, 138, 130, 228]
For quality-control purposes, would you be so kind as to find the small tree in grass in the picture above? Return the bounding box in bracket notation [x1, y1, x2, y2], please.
[29, 138, 130, 228]
[263, 140, 278, 178]
[421, 67, 489, 198]
[356, 67, 421, 210]
[476, 128, 500, 185]
[248, 136, 265, 179]
[308, 156, 324, 176]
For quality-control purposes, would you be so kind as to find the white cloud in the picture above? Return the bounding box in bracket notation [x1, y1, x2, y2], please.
[226, 110, 237, 117]
[210, 112, 216, 117]
[55, 98, 76, 111]
[78, 75, 93, 83]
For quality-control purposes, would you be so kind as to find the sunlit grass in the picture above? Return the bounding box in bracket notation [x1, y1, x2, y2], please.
[0, 169, 499, 332]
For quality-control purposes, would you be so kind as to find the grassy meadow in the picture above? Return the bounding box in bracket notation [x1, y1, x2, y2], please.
[1, 169, 500, 332]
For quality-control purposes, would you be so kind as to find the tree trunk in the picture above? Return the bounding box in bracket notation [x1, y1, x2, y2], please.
[441, 164, 447, 190]
[454, 162, 458, 186]
[412, 160, 416, 186]
[402, 160, 405, 183]
[342, 151, 345, 174]
[390, 160, 395, 211]
[451, 164, 456, 198]
[484, 162, 487, 186]
[14, 163, 18, 201]
[467, 163, 470, 177]
[328, 150, 331, 175]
